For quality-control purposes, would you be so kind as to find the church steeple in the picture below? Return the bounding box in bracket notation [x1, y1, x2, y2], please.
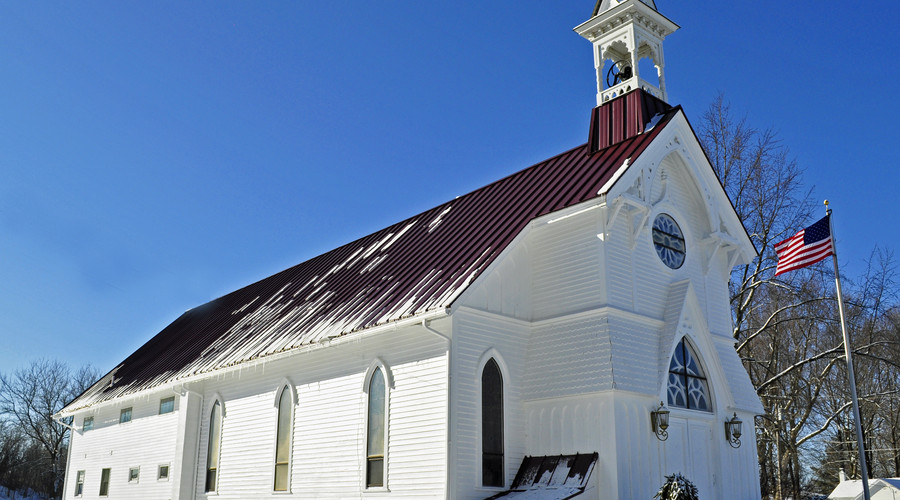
[575, 0, 679, 105]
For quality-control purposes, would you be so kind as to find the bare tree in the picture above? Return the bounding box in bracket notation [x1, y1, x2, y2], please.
[698, 96, 900, 499]
[0, 420, 26, 491]
[0, 359, 98, 498]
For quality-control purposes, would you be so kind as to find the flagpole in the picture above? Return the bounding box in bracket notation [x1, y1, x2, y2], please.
[826, 200, 871, 500]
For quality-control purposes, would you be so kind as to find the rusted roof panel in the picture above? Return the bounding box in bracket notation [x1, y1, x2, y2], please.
[63, 95, 679, 413]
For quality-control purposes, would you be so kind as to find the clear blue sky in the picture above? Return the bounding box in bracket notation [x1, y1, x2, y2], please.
[1, 1, 898, 375]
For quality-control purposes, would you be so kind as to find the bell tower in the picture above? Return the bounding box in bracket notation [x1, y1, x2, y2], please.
[574, 0, 679, 105]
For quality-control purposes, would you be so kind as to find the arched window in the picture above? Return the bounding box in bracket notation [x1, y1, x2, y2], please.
[205, 400, 223, 492]
[482, 358, 504, 487]
[366, 366, 386, 488]
[667, 338, 711, 411]
[274, 386, 293, 491]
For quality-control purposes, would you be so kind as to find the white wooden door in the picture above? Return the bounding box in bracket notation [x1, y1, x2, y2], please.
[663, 417, 717, 498]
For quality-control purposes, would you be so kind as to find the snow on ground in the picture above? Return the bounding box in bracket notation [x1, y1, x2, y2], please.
[0, 486, 49, 500]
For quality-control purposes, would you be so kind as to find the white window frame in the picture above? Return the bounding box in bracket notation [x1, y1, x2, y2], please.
[119, 407, 132, 424]
[159, 396, 175, 415]
[157, 463, 170, 481]
[74, 470, 85, 497]
[272, 380, 296, 493]
[82, 416, 93, 432]
[665, 336, 714, 412]
[476, 348, 509, 491]
[647, 201, 693, 275]
[99, 468, 111, 497]
[362, 359, 393, 491]
[128, 466, 140, 484]
[204, 394, 225, 494]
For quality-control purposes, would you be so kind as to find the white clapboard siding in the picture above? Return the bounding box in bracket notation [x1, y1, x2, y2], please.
[450, 309, 528, 500]
[704, 261, 735, 338]
[531, 209, 604, 321]
[606, 313, 662, 395]
[524, 313, 613, 399]
[191, 324, 448, 499]
[65, 394, 180, 500]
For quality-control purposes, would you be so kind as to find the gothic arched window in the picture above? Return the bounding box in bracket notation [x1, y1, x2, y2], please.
[482, 358, 504, 487]
[667, 338, 711, 411]
[366, 366, 386, 488]
[205, 399, 223, 492]
[274, 386, 293, 491]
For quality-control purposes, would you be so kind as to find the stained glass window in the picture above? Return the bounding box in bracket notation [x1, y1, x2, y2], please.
[667, 338, 711, 411]
[482, 358, 504, 487]
[367, 367, 386, 488]
[652, 214, 686, 269]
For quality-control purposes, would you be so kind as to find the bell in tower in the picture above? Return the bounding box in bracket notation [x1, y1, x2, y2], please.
[574, 0, 679, 105]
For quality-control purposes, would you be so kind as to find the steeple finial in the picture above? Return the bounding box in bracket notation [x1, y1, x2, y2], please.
[576, 0, 678, 105]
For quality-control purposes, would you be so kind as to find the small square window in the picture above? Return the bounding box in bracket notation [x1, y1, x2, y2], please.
[159, 396, 175, 414]
[128, 466, 140, 483]
[74, 470, 85, 496]
[83, 417, 93, 432]
[119, 407, 132, 424]
[158, 464, 169, 480]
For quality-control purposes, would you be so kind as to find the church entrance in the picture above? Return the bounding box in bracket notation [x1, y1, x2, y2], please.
[663, 416, 718, 498]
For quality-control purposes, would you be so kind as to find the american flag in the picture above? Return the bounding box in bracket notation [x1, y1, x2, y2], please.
[774, 215, 834, 276]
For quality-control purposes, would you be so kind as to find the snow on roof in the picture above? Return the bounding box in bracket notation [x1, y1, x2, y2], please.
[486, 453, 599, 500]
[829, 478, 900, 500]
[61, 91, 677, 414]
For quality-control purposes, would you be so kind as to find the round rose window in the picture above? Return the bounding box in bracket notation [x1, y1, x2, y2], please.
[652, 214, 686, 269]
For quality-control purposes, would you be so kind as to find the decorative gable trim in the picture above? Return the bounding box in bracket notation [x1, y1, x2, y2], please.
[605, 110, 756, 267]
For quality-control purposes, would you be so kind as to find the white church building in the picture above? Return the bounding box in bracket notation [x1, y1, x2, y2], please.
[58, 1, 765, 498]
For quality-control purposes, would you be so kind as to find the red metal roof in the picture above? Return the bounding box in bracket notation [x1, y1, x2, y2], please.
[63, 90, 677, 412]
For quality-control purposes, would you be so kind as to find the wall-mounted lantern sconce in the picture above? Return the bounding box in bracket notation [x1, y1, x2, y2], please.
[651, 401, 670, 441]
[725, 413, 743, 448]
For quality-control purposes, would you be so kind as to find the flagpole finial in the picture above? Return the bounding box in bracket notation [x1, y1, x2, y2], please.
[824, 199, 831, 216]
